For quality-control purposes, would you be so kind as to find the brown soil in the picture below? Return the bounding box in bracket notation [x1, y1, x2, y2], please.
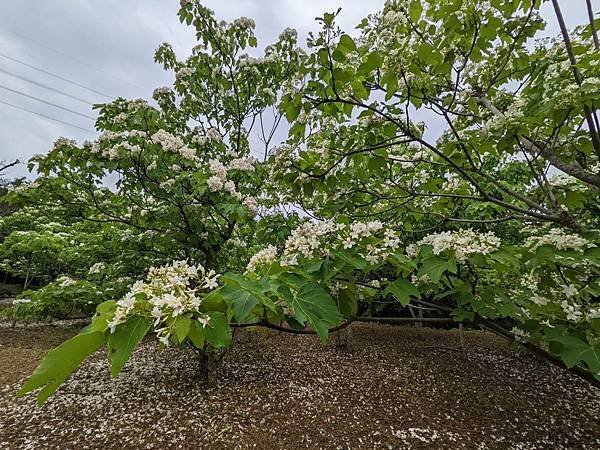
[0, 324, 598, 449]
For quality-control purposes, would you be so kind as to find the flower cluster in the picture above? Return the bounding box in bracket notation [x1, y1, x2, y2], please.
[207, 159, 229, 192]
[243, 196, 258, 217]
[245, 245, 278, 273]
[245, 220, 403, 270]
[524, 228, 591, 251]
[12, 298, 32, 305]
[58, 276, 77, 288]
[280, 221, 342, 266]
[206, 158, 258, 216]
[106, 260, 218, 346]
[232, 17, 255, 30]
[53, 137, 77, 150]
[343, 221, 384, 248]
[152, 86, 171, 99]
[561, 300, 583, 322]
[88, 262, 106, 275]
[407, 229, 501, 262]
[151, 129, 198, 161]
[230, 157, 256, 171]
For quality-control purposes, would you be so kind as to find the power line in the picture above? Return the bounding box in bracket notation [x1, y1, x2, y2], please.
[0, 99, 98, 135]
[0, 66, 94, 106]
[0, 52, 115, 100]
[0, 26, 143, 92]
[0, 84, 96, 120]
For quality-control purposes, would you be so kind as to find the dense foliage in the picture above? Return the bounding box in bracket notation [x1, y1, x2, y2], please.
[1, 0, 598, 404]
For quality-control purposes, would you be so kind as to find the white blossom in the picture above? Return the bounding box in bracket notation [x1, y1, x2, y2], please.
[525, 228, 590, 251]
[88, 262, 106, 274]
[207, 175, 224, 192]
[408, 229, 501, 262]
[243, 196, 258, 217]
[246, 245, 278, 273]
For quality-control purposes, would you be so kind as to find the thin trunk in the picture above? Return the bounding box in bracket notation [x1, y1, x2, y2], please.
[329, 324, 353, 350]
[197, 349, 218, 386]
[23, 255, 31, 290]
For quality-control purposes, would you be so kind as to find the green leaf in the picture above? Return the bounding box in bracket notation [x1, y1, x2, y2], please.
[221, 272, 271, 316]
[96, 300, 116, 315]
[292, 282, 341, 343]
[222, 285, 259, 322]
[408, 1, 423, 21]
[333, 67, 352, 83]
[172, 315, 192, 343]
[536, 244, 555, 258]
[384, 279, 420, 306]
[87, 300, 116, 333]
[285, 100, 301, 122]
[351, 80, 369, 100]
[108, 316, 151, 377]
[337, 284, 358, 317]
[418, 256, 455, 283]
[584, 247, 600, 265]
[332, 49, 347, 63]
[18, 331, 106, 405]
[551, 336, 600, 372]
[187, 320, 206, 349]
[489, 248, 520, 267]
[323, 12, 336, 26]
[334, 250, 367, 269]
[417, 43, 440, 66]
[365, 51, 383, 70]
[338, 34, 356, 51]
[204, 311, 232, 348]
[201, 290, 228, 313]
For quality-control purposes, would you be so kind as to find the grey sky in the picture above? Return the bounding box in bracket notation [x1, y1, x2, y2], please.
[0, 1, 595, 179]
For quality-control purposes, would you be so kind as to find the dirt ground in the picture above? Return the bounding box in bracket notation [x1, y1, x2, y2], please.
[0, 323, 598, 449]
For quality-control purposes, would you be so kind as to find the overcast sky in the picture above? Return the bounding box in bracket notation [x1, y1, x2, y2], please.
[0, 0, 595, 179]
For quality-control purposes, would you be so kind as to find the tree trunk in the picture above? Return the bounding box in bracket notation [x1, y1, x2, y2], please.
[23, 255, 31, 290]
[196, 348, 218, 386]
[329, 324, 353, 350]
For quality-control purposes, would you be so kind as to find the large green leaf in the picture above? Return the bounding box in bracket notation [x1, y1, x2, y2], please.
[334, 250, 367, 270]
[18, 331, 106, 405]
[204, 311, 232, 348]
[108, 316, 152, 377]
[222, 272, 274, 318]
[187, 320, 206, 349]
[172, 315, 192, 343]
[201, 290, 228, 313]
[551, 336, 600, 374]
[292, 282, 341, 343]
[221, 285, 258, 323]
[384, 279, 420, 306]
[584, 247, 600, 265]
[417, 256, 456, 283]
[338, 34, 357, 51]
[81, 300, 116, 334]
[222, 272, 269, 296]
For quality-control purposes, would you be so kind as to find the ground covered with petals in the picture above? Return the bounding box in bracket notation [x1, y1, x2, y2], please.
[0, 324, 598, 449]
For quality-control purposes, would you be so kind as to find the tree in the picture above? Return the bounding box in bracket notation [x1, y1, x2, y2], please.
[28, 2, 301, 270]
[275, 0, 599, 231]
[15, 0, 600, 405]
